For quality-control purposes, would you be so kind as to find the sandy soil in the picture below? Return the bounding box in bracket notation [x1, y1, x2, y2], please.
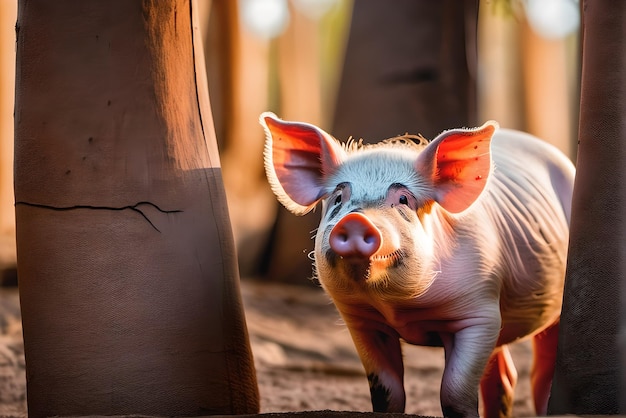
[0, 286, 26, 417]
[0, 280, 535, 417]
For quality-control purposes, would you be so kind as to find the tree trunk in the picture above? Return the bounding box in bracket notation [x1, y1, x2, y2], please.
[14, 1, 259, 416]
[332, 0, 478, 142]
[548, 0, 624, 413]
[214, 0, 276, 278]
[261, 4, 326, 286]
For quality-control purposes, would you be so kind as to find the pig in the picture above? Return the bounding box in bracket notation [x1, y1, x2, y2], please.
[260, 112, 574, 418]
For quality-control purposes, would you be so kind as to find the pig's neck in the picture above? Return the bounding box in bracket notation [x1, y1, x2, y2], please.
[424, 205, 458, 262]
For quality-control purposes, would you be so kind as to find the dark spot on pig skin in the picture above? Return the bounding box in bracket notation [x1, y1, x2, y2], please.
[326, 249, 340, 268]
[500, 395, 511, 416]
[345, 260, 371, 282]
[367, 373, 392, 412]
[442, 405, 467, 418]
[424, 331, 444, 347]
[390, 254, 402, 269]
[325, 248, 372, 281]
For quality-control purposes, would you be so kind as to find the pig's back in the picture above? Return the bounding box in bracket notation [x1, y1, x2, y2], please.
[491, 129, 574, 222]
[480, 129, 574, 342]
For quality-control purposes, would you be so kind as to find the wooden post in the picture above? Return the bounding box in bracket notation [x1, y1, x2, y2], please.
[14, 1, 259, 416]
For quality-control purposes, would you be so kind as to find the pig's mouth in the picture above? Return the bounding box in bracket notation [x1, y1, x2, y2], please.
[371, 249, 403, 266]
[330, 249, 404, 282]
[368, 249, 404, 277]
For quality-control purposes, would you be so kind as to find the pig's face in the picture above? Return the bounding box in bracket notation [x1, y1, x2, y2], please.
[261, 112, 494, 302]
[313, 146, 439, 302]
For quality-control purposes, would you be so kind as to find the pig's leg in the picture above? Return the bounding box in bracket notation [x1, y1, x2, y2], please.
[348, 327, 405, 412]
[479, 345, 517, 418]
[440, 314, 501, 418]
[531, 319, 559, 415]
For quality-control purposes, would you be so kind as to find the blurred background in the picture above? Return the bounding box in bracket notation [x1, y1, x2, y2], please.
[0, 0, 581, 286]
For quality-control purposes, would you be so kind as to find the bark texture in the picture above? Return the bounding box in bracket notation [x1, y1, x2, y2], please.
[14, 1, 259, 416]
[548, 0, 624, 413]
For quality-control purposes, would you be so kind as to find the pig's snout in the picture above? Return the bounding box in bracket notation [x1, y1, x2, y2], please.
[329, 213, 382, 259]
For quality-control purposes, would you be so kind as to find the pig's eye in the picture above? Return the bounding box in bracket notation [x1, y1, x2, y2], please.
[331, 182, 350, 207]
[386, 185, 418, 211]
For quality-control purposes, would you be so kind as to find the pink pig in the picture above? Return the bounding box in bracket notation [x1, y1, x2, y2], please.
[260, 113, 574, 418]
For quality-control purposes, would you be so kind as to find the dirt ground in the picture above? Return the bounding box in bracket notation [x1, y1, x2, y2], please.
[0, 279, 536, 417]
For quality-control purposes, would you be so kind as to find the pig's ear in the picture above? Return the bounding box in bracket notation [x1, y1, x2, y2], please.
[261, 112, 347, 215]
[415, 121, 497, 213]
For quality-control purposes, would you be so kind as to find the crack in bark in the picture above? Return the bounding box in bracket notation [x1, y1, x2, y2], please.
[15, 201, 182, 233]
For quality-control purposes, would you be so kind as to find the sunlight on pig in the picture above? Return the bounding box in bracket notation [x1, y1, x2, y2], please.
[261, 113, 574, 418]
